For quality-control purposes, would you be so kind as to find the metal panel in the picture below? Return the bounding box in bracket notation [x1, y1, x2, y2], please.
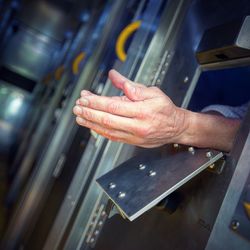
[62, 0, 167, 249]
[97, 149, 223, 221]
[206, 108, 250, 250]
[1, 1, 128, 249]
[93, 1, 250, 250]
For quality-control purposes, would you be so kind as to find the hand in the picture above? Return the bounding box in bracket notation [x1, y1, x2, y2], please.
[73, 69, 188, 148]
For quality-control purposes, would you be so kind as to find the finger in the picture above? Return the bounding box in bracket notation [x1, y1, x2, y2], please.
[108, 69, 129, 90]
[80, 90, 94, 97]
[111, 95, 130, 102]
[74, 106, 138, 133]
[78, 95, 141, 118]
[123, 81, 160, 101]
[108, 69, 146, 91]
[76, 116, 137, 143]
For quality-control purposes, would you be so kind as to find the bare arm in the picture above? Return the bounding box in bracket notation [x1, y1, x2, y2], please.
[73, 69, 241, 152]
[179, 111, 241, 152]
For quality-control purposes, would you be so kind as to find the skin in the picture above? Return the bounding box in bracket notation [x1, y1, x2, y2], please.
[73, 69, 241, 152]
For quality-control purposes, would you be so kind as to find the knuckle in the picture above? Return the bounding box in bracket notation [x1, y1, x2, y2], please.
[134, 124, 151, 137]
[135, 87, 143, 97]
[101, 115, 112, 127]
[82, 109, 92, 120]
[107, 101, 119, 114]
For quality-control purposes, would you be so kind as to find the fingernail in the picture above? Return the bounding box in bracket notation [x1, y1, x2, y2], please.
[76, 117, 85, 124]
[73, 105, 82, 115]
[80, 97, 89, 106]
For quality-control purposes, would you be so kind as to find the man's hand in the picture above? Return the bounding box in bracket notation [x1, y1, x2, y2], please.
[73, 69, 241, 152]
[73, 69, 188, 148]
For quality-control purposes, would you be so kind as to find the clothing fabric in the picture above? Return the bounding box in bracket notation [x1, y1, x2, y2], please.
[202, 102, 250, 119]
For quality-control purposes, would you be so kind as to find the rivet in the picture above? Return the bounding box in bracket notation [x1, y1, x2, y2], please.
[161, 70, 166, 75]
[157, 79, 161, 83]
[98, 221, 103, 226]
[173, 143, 179, 148]
[188, 147, 195, 154]
[94, 230, 99, 235]
[184, 76, 189, 83]
[209, 164, 215, 169]
[206, 151, 213, 158]
[138, 164, 146, 170]
[90, 238, 95, 243]
[231, 220, 240, 230]
[148, 170, 156, 176]
[101, 211, 106, 216]
[108, 182, 116, 189]
[118, 192, 126, 199]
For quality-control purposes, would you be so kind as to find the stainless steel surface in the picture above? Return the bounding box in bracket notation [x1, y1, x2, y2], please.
[93, 1, 250, 250]
[206, 107, 250, 250]
[7, 73, 69, 204]
[0, 81, 30, 154]
[2, 25, 59, 80]
[231, 169, 250, 242]
[2, 1, 127, 248]
[62, 0, 166, 248]
[97, 149, 223, 221]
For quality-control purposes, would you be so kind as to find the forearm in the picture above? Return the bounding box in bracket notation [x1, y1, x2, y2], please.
[177, 109, 241, 152]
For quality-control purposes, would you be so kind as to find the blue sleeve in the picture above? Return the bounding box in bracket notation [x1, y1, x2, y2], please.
[201, 102, 250, 119]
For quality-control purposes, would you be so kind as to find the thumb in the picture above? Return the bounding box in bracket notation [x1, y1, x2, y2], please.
[108, 69, 130, 90]
[123, 81, 158, 101]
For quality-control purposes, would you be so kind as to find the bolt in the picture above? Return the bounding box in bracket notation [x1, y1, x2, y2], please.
[231, 220, 240, 230]
[184, 76, 189, 83]
[138, 164, 146, 170]
[206, 151, 213, 158]
[118, 192, 126, 199]
[148, 170, 156, 177]
[109, 182, 116, 189]
[188, 147, 195, 154]
[209, 164, 215, 169]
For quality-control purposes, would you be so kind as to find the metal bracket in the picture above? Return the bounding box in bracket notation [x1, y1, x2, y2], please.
[97, 148, 223, 221]
[230, 171, 250, 242]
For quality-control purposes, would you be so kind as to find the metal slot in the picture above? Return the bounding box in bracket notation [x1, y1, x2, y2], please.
[97, 148, 223, 221]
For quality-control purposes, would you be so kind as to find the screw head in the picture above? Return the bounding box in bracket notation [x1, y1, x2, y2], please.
[148, 170, 156, 177]
[188, 147, 195, 154]
[231, 220, 240, 230]
[206, 151, 213, 158]
[108, 182, 116, 189]
[209, 164, 215, 169]
[184, 76, 189, 83]
[118, 192, 126, 199]
[138, 164, 146, 170]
